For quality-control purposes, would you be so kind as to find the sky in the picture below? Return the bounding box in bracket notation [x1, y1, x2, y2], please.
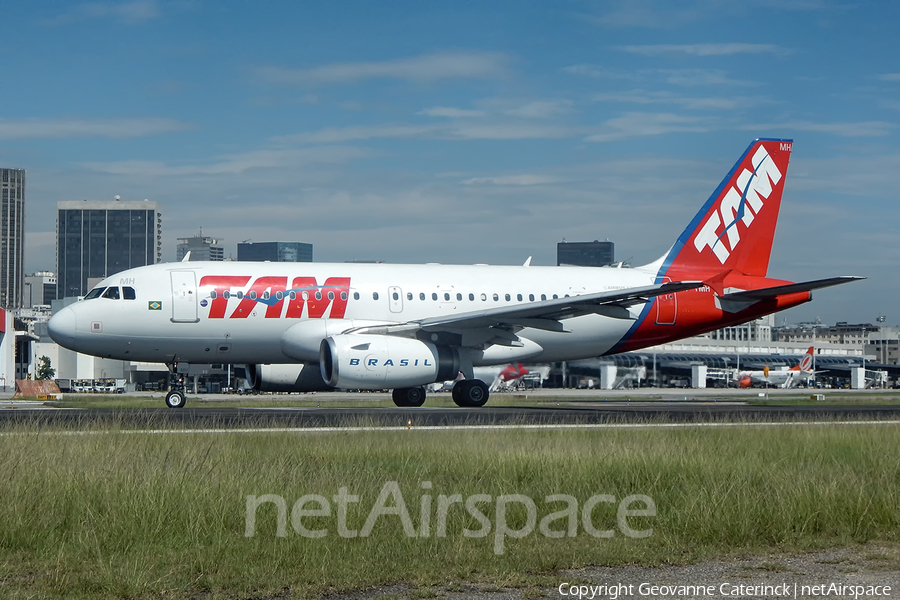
[4, 1, 899, 326]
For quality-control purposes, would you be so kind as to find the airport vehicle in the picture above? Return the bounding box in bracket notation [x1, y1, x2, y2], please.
[738, 346, 816, 388]
[48, 138, 861, 409]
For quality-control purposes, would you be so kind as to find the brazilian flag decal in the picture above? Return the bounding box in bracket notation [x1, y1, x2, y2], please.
[149, 301, 162, 311]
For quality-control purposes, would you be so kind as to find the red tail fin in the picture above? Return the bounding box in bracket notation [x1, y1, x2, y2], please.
[790, 346, 815, 372]
[659, 139, 793, 282]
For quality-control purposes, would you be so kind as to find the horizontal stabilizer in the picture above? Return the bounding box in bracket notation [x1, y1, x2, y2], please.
[721, 276, 864, 301]
[716, 276, 864, 313]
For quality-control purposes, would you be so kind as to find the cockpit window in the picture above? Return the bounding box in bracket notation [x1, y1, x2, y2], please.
[84, 287, 105, 300]
[123, 286, 136, 300]
[102, 287, 120, 300]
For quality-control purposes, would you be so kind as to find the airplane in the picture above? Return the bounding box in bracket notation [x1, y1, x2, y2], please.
[48, 138, 862, 409]
[738, 346, 816, 388]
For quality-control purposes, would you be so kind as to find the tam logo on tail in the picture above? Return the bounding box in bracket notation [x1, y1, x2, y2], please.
[693, 145, 784, 264]
[662, 138, 793, 281]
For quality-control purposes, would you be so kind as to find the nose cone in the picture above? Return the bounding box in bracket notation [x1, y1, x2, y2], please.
[48, 306, 78, 347]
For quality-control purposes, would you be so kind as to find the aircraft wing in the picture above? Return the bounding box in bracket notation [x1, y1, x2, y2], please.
[348, 280, 703, 336]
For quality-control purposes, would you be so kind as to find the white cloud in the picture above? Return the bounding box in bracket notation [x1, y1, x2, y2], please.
[461, 175, 560, 186]
[81, 146, 373, 176]
[659, 69, 763, 87]
[0, 117, 190, 140]
[876, 73, 900, 82]
[585, 112, 710, 143]
[739, 121, 894, 137]
[45, 1, 159, 25]
[256, 52, 508, 86]
[504, 100, 573, 119]
[618, 43, 784, 56]
[275, 125, 443, 144]
[593, 90, 760, 110]
[274, 122, 584, 144]
[418, 107, 486, 118]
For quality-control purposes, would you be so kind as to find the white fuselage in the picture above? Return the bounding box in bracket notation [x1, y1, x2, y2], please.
[49, 261, 664, 366]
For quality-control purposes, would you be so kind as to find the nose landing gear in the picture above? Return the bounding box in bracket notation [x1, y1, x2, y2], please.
[165, 361, 187, 408]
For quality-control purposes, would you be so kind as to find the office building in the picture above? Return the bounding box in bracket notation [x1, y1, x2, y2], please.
[177, 233, 224, 262]
[23, 272, 57, 308]
[557, 240, 614, 267]
[57, 198, 162, 298]
[0, 169, 26, 308]
[237, 241, 313, 262]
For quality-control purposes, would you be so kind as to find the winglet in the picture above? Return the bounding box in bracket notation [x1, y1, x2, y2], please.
[181, 251, 192, 263]
[523, 256, 532, 267]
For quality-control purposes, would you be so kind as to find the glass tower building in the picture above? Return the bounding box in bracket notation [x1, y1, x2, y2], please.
[237, 241, 313, 262]
[57, 199, 162, 298]
[0, 169, 26, 309]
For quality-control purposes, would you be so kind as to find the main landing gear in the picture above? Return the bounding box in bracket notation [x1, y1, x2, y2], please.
[165, 361, 187, 409]
[392, 387, 426, 407]
[452, 379, 490, 408]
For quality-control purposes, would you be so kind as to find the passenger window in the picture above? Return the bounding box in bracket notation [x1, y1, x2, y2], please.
[481, 293, 487, 301]
[123, 286, 136, 300]
[102, 287, 120, 300]
[249, 291, 257, 300]
[541, 294, 547, 301]
[276, 291, 283, 300]
[469, 293, 475, 301]
[353, 292, 359, 300]
[553, 294, 558, 299]
[419, 293, 426, 301]
[529, 294, 535, 301]
[517, 294, 523, 301]
[210, 291, 217, 299]
[84, 287, 105, 300]
[373, 292, 379, 300]
[291, 291, 298, 300]
[432, 293, 438, 301]
[444, 293, 450, 301]
[315, 291, 322, 300]
[493, 293, 499, 301]
[328, 291, 335, 300]
[505, 294, 511, 301]
[407, 292, 413, 300]
[341, 292, 348, 301]
[236, 291, 244, 299]
[224, 291, 231, 300]
[393, 292, 399, 300]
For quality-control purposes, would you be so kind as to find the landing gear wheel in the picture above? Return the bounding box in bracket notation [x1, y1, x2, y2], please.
[165, 390, 186, 409]
[164, 360, 188, 409]
[452, 380, 490, 408]
[392, 387, 426, 407]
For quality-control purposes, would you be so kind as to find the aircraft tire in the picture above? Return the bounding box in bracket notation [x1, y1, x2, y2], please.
[392, 387, 426, 407]
[165, 390, 186, 409]
[452, 380, 489, 408]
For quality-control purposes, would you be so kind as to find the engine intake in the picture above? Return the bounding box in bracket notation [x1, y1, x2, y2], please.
[320, 334, 459, 389]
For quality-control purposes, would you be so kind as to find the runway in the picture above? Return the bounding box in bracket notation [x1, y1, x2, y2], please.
[2, 402, 900, 429]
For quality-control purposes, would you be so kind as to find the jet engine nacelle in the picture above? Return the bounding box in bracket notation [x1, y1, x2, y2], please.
[245, 363, 331, 393]
[320, 334, 459, 389]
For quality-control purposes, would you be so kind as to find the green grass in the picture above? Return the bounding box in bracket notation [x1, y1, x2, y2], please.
[0, 421, 897, 598]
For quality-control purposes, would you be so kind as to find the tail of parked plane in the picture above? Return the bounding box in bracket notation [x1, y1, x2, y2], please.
[789, 346, 815, 372]
[651, 138, 793, 283]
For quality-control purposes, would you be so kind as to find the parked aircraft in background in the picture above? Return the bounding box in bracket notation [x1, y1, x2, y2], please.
[738, 346, 816, 388]
[49, 139, 861, 408]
